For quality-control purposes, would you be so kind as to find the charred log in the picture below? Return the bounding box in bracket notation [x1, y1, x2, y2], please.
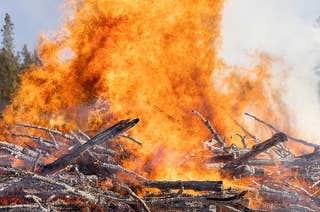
[144, 180, 223, 192]
[39, 119, 139, 175]
[223, 132, 288, 170]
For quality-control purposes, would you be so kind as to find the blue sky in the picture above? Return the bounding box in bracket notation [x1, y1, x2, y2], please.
[0, 0, 63, 52]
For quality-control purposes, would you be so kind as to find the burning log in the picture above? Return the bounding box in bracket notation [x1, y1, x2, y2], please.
[259, 185, 299, 203]
[144, 180, 223, 192]
[223, 132, 288, 170]
[39, 118, 139, 175]
[147, 193, 249, 211]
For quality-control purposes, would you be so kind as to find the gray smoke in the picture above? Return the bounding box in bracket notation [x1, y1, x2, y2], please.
[220, 0, 320, 141]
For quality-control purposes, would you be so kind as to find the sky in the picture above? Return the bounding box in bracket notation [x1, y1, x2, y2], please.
[0, 0, 64, 51]
[1, 0, 320, 140]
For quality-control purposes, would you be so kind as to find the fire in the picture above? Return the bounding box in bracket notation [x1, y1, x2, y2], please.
[2, 0, 286, 180]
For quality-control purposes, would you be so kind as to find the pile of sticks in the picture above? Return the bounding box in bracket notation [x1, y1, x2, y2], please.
[192, 110, 320, 211]
[0, 117, 249, 211]
[0, 110, 320, 211]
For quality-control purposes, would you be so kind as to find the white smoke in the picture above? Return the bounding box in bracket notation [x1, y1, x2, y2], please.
[220, 0, 320, 141]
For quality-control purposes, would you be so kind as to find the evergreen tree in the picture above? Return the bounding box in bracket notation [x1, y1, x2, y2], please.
[1, 13, 14, 54]
[32, 49, 42, 66]
[0, 13, 19, 113]
[0, 50, 19, 112]
[20, 44, 33, 70]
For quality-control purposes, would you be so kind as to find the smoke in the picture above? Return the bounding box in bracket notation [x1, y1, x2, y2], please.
[220, 0, 320, 141]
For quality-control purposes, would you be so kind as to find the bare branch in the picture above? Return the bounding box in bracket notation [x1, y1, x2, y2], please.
[232, 117, 262, 142]
[25, 195, 49, 212]
[121, 184, 151, 212]
[16, 123, 75, 142]
[0, 141, 41, 164]
[231, 133, 248, 149]
[78, 129, 91, 140]
[244, 113, 319, 149]
[121, 133, 143, 146]
[192, 110, 225, 147]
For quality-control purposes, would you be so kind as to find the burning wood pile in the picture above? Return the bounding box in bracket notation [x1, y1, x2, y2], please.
[0, 111, 320, 211]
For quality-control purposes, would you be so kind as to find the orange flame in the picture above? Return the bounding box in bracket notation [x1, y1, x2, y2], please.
[2, 0, 287, 180]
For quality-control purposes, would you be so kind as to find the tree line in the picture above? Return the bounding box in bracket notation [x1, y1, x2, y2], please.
[0, 13, 41, 114]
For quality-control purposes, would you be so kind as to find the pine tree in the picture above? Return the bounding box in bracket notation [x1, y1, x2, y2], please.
[0, 51, 19, 112]
[1, 13, 14, 54]
[0, 13, 18, 113]
[20, 44, 33, 70]
[32, 49, 42, 66]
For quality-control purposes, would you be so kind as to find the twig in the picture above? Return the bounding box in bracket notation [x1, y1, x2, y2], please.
[16, 123, 75, 142]
[78, 129, 91, 140]
[32, 152, 41, 173]
[69, 130, 86, 144]
[0, 141, 41, 164]
[192, 110, 225, 147]
[311, 180, 320, 188]
[89, 152, 147, 181]
[282, 180, 312, 197]
[232, 117, 261, 142]
[121, 133, 143, 146]
[231, 133, 248, 148]
[25, 195, 49, 212]
[48, 132, 59, 149]
[244, 113, 319, 149]
[0, 166, 132, 205]
[0, 204, 40, 210]
[13, 133, 56, 148]
[121, 184, 151, 212]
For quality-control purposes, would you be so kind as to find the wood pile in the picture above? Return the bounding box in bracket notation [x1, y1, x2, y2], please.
[0, 111, 319, 211]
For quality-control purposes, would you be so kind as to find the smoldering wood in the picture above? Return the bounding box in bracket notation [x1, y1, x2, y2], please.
[224, 132, 288, 169]
[144, 180, 223, 192]
[232, 165, 265, 178]
[258, 185, 299, 203]
[39, 118, 139, 175]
